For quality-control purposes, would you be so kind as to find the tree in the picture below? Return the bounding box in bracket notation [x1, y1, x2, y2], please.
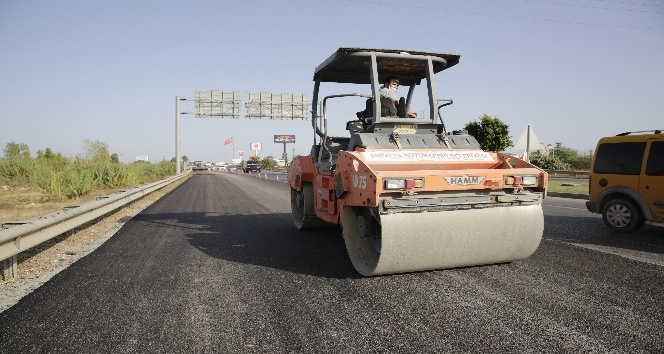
[36, 147, 57, 161]
[35, 147, 69, 169]
[3, 141, 31, 159]
[464, 114, 512, 151]
[260, 156, 278, 170]
[172, 155, 189, 164]
[111, 153, 120, 163]
[82, 139, 111, 164]
[39, 147, 58, 161]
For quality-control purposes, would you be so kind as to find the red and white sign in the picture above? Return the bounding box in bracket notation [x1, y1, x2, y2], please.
[250, 142, 262, 150]
[237, 151, 243, 156]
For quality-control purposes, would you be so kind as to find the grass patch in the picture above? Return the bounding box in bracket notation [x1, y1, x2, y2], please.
[0, 158, 179, 222]
[547, 180, 589, 195]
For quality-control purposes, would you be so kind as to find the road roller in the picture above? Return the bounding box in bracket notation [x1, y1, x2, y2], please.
[287, 48, 548, 276]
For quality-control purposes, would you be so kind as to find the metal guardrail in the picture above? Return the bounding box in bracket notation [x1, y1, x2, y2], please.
[545, 170, 590, 179]
[0, 172, 189, 281]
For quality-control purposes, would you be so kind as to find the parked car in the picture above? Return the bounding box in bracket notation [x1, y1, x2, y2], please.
[586, 130, 663, 232]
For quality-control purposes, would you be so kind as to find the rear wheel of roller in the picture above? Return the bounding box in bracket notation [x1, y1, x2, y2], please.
[291, 182, 333, 229]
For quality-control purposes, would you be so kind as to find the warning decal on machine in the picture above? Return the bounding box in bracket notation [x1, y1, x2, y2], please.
[362, 150, 494, 162]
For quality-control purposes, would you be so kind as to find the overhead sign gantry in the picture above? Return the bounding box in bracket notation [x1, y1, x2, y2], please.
[175, 90, 307, 173]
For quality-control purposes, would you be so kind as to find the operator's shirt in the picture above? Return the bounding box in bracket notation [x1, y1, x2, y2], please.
[379, 86, 398, 102]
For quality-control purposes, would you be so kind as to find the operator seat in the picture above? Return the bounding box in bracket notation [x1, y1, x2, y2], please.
[356, 97, 400, 118]
[356, 97, 406, 118]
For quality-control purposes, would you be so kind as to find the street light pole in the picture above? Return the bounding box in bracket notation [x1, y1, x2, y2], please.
[175, 96, 181, 174]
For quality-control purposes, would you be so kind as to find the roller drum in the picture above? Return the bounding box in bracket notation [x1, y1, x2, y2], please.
[342, 204, 544, 276]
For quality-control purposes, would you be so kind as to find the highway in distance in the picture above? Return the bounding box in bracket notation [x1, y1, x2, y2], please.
[1, 171, 662, 353]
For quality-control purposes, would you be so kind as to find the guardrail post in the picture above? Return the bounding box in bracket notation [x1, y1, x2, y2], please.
[2, 222, 24, 281]
[2, 255, 17, 281]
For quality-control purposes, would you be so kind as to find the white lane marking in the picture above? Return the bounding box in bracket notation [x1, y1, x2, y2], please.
[545, 240, 664, 267]
[544, 204, 587, 211]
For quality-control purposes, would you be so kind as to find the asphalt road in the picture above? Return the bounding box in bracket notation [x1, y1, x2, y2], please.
[1, 172, 662, 353]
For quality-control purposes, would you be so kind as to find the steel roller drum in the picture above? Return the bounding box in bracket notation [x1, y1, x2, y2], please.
[342, 204, 544, 276]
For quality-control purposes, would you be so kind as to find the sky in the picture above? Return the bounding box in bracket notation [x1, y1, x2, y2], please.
[1, 0, 662, 164]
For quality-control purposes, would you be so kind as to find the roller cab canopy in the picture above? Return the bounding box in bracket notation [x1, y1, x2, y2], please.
[313, 47, 460, 86]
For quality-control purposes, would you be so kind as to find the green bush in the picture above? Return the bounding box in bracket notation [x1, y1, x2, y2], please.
[569, 154, 592, 170]
[62, 167, 94, 199]
[530, 152, 571, 170]
[30, 165, 63, 201]
[2, 141, 177, 201]
[550, 146, 592, 170]
[0, 158, 35, 185]
[29, 164, 94, 201]
[91, 163, 131, 188]
[129, 161, 175, 183]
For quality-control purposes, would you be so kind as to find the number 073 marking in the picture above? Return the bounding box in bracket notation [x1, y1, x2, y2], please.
[352, 174, 367, 189]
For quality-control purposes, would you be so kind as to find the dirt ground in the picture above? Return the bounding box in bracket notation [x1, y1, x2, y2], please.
[0, 177, 188, 312]
[0, 185, 125, 223]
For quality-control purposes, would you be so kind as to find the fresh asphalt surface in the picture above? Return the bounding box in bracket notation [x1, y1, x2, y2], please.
[1, 172, 662, 353]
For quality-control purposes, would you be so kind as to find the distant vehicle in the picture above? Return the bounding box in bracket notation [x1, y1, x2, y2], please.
[191, 160, 207, 171]
[586, 130, 663, 232]
[243, 160, 261, 173]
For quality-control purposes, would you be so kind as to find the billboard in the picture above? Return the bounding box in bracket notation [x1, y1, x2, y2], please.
[250, 142, 262, 150]
[274, 134, 295, 143]
[245, 92, 308, 120]
[195, 90, 241, 118]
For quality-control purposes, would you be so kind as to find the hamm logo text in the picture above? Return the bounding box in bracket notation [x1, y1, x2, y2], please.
[445, 175, 485, 186]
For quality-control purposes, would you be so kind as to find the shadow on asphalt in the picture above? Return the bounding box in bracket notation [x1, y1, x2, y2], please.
[543, 214, 664, 255]
[131, 207, 664, 279]
[132, 211, 363, 279]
